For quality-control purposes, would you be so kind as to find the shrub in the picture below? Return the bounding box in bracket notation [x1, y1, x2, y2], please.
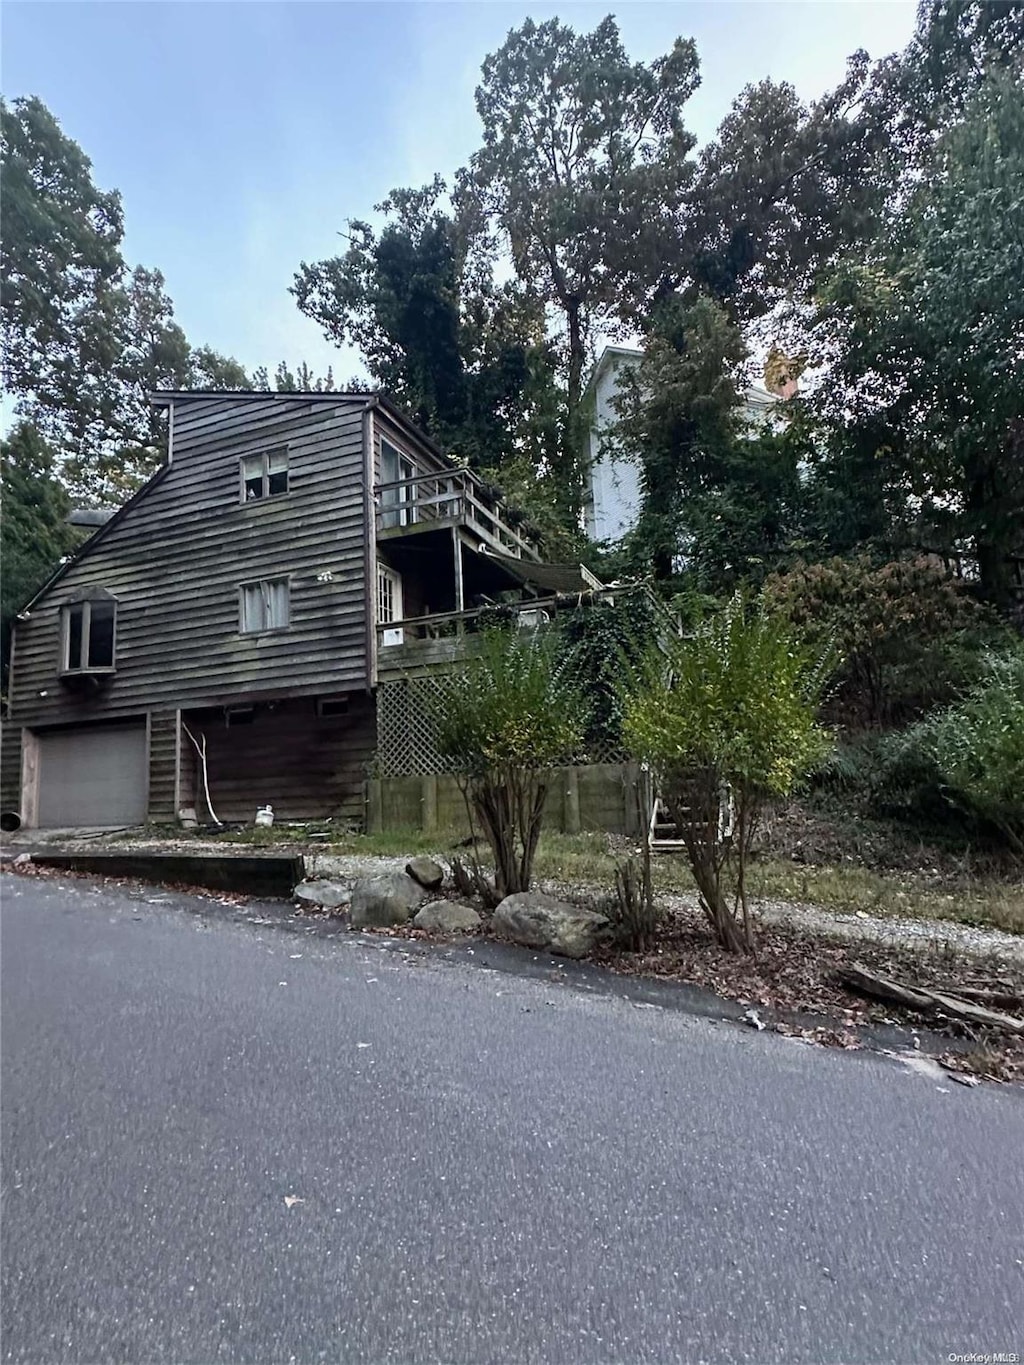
[924, 649, 1024, 855]
[763, 554, 992, 725]
[432, 627, 586, 902]
[622, 595, 833, 952]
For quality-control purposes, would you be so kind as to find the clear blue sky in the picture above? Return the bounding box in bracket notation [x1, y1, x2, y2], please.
[3, 1, 917, 382]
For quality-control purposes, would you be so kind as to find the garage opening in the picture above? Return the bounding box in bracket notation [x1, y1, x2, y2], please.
[35, 721, 148, 828]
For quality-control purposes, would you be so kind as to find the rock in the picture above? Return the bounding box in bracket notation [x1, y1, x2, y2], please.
[13, 852, 31, 865]
[293, 879, 350, 911]
[350, 872, 427, 928]
[406, 856, 444, 891]
[413, 901, 481, 934]
[491, 891, 611, 959]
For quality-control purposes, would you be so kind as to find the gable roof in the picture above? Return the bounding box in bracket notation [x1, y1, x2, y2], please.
[17, 390, 458, 616]
[19, 463, 174, 615]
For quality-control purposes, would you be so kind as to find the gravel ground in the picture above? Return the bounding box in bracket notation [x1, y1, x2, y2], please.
[303, 853, 1024, 967]
[8, 834, 1022, 966]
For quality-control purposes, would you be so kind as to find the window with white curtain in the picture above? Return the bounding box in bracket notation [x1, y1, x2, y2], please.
[239, 578, 290, 633]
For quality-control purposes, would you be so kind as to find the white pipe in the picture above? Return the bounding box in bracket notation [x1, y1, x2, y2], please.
[181, 722, 222, 826]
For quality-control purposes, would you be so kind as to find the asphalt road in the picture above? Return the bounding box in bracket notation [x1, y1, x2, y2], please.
[2, 872, 1022, 1365]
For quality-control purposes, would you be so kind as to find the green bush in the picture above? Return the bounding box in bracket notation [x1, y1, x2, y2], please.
[763, 554, 993, 726]
[622, 595, 833, 951]
[432, 628, 586, 901]
[924, 649, 1024, 855]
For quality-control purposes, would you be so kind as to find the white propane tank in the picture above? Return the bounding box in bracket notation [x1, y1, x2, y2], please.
[255, 805, 274, 828]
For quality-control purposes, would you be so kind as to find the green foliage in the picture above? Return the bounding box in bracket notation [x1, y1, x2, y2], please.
[559, 587, 666, 755]
[433, 629, 587, 899]
[1, 96, 253, 502]
[293, 177, 561, 482]
[435, 629, 584, 776]
[466, 15, 700, 518]
[924, 648, 1024, 855]
[0, 424, 81, 688]
[764, 555, 994, 725]
[624, 597, 832, 799]
[812, 70, 1024, 604]
[622, 595, 833, 950]
[611, 294, 748, 579]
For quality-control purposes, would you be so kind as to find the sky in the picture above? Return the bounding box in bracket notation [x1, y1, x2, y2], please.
[3, 0, 918, 384]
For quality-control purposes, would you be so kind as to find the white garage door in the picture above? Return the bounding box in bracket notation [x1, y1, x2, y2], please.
[36, 723, 148, 828]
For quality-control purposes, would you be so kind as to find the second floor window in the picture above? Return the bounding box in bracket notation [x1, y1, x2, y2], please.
[60, 595, 117, 673]
[379, 440, 415, 528]
[241, 447, 289, 501]
[240, 578, 290, 633]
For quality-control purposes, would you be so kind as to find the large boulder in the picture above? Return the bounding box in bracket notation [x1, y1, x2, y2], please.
[406, 856, 444, 892]
[350, 872, 428, 928]
[413, 901, 481, 934]
[293, 880, 350, 911]
[491, 892, 611, 959]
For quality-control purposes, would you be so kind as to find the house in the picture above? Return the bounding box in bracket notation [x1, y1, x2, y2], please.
[582, 346, 789, 543]
[0, 391, 599, 831]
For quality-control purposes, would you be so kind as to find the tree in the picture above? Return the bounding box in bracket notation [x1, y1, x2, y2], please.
[817, 72, 1024, 605]
[251, 360, 336, 393]
[433, 628, 585, 902]
[294, 177, 561, 479]
[622, 596, 833, 952]
[610, 294, 748, 580]
[1, 96, 125, 465]
[2, 96, 253, 504]
[0, 424, 81, 689]
[763, 555, 992, 725]
[641, 55, 886, 325]
[466, 16, 701, 518]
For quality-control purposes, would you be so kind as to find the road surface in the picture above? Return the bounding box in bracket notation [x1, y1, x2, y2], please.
[2, 872, 1022, 1364]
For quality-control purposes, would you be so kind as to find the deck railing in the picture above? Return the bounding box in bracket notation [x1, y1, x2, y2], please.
[375, 467, 539, 560]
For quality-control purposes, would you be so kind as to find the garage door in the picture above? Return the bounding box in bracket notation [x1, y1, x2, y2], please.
[36, 723, 148, 827]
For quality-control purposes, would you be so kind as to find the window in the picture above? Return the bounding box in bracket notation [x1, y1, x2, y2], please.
[240, 578, 290, 633]
[376, 563, 403, 624]
[241, 447, 289, 501]
[60, 595, 116, 673]
[379, 439, 416, 527]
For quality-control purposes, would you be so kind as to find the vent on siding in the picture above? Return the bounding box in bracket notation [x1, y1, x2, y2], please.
[316, 696, 349, 719]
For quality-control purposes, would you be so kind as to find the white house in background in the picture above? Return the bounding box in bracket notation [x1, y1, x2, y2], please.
[582, 345, 788, 543]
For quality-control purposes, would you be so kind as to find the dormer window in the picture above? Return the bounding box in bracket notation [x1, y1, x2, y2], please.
[59, 589, 117, 674]
[241, 447, 289, 501]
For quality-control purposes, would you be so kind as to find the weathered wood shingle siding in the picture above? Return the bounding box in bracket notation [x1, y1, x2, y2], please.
[0, 724, 23, 816]
[9, 395, 373, 727]
[181, 695, 376, 825]
[147, 711, 180, 822]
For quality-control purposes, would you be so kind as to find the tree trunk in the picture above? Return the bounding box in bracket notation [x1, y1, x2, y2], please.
[967, 467, 1015, 608]
[562, 298, 585, 525]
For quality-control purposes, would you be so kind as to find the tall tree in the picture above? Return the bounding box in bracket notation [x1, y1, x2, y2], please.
[0, 424, 81, 688]
[293, 176, 561, 477]
[2, 96, 253, 504]
[0, 97, 125, 461]
[611, 295, 748, 580]
[466, 16, 701, 518]
[818, 71, 1024, 605]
